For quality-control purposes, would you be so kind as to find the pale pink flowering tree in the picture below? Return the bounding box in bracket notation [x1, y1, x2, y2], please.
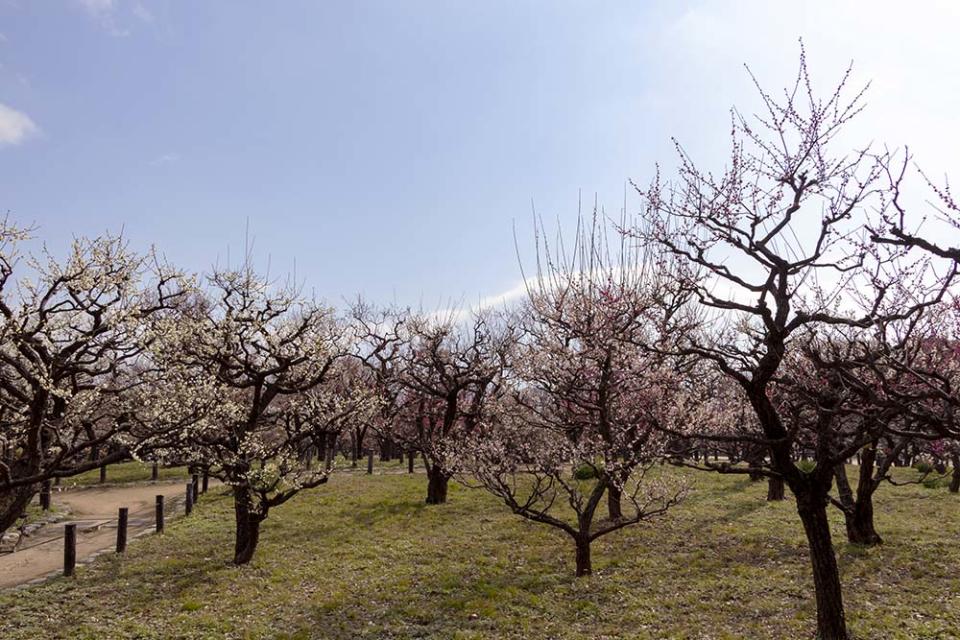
[627, 49, 954, 639]
[393, 311, 512, 504]
[456, 213, 688, 576]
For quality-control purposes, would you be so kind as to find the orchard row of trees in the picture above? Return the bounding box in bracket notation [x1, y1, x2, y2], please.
[3, 53, 960, 639]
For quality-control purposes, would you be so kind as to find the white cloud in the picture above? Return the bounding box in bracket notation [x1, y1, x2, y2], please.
[76, 0, 115, 16]
[149, 152, 180, 166]
[75, 0, 153, 36]
[131, 2, 153, 23]
[657, 0, 960, 179]
[0, 102, 38, 146]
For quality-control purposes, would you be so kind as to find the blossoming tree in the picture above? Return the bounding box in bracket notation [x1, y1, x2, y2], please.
[456, 213, 688, 576]
[0, 225, 192, 535]
[154, 262, 359, 564]
[628, 50, 954, 639]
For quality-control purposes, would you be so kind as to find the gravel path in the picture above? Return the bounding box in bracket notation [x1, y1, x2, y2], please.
[0, 481, 198, 590]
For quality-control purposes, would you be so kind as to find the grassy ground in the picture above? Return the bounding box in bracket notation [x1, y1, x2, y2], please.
[1, 466, 958, 639]
[67, 461, 190, 487]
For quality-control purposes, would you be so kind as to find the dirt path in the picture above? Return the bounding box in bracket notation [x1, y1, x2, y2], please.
[0, 481, 199, 590]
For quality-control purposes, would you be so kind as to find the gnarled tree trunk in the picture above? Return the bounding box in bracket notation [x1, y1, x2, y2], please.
[607, 484, 623, 520]
[796, 491, 849, 640]
[0, 486, 36, 536]
[233, 488, 264, 565]
[574, 534, 592, 576]
[833, 449, 883, 546]
[425, 465, 449, 505]
[766, 476, 785, 501]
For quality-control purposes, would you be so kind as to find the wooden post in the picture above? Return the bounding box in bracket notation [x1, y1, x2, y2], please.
[40, 480, 52, 510]
[185, 484, 193, 516]
[54, 475, 61, 487]
[64, 524, 77, 577]
[117, 507, 128, 553]
[408, 450, 415, 474]
[99, 464, 107, 484]
[151, 462, 159, 482]
[155, 495, 164, 533]
[325, 446, 334, 472]
[191, 474, 200, 500]
[201, 470, 209, 494]
[367, 451, 374, 475]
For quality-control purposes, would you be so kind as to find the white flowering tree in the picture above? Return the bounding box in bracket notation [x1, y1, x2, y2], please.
[0, 224, 192, 535]
[351, 302, 407, 466]
[155, 263, 355, 564]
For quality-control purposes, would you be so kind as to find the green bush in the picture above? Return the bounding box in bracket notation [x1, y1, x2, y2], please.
[573, 463, 598, 480]
[796, 459, 817, 474]
[922, 475, 950, 490]
[914, 461, 935, 474]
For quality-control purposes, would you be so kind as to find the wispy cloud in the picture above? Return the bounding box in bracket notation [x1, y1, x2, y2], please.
[131, 2, 152, 23]
[75, 0, 153, 36]
[0, 102, 39, 146]
[149, 152, 180, 166]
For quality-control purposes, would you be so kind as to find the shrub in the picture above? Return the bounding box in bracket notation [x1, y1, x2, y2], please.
[796, 459, 817, 474]
[573, 463, 598, 480]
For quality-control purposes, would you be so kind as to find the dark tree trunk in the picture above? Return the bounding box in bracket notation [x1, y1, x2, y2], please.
[950, 454, 960, 494]
[574, 535, 592, 577]
[845, 499, 882, 545]
[766, 476, 785, 501]
[607, 484, 623, 520]
[425, 465, 449, 505]
[796, 494, 849, 640]
[834, 446, 883, 545]
[0, 486, 36, 535]
[747, 446, 765, 481]
[232, 489, 264, 565]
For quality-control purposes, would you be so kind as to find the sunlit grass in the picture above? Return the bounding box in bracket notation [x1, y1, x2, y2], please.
[67, 461, 190, 487]
[1, 467, 958, 639]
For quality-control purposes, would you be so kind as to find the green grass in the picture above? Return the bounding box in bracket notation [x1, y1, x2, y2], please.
[67, 461, 190, 487]
[1, 468, 958, 639]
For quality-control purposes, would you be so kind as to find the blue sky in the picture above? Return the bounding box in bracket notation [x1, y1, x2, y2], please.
[1, 1, 959, 309]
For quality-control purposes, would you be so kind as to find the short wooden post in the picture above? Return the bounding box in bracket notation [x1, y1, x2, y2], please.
[117, 507, 128, 553]
[40, 480, 52, 510]
[325, 446, 334, 472]
[408, 450, 415, 474]
[151, 462, 159, 482]
[99, 464, 107, 484]
[367, 451, 374, 475]
[155, 495, 164, 533]
[64, 524, 77, 577]
[185, 484, 193, 515]
[201, 471, 209, 494]
[191, 474, 200, 500]
[54, 476, 61, 487]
